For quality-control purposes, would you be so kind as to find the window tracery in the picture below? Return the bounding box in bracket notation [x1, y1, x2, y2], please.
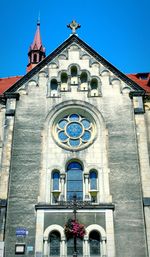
[56, 113, 94, 150]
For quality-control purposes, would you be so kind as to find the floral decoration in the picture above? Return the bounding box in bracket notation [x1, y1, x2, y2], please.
[64, 218, 86, 239]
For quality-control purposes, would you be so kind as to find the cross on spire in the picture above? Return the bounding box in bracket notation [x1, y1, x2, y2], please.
[67, 20, 81, 34]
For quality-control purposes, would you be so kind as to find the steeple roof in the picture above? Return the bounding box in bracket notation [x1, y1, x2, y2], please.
[30, 21, 45, 52]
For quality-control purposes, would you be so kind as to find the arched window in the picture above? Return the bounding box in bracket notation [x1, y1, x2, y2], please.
[49, 231, 60, 256]
[61, 73, 68, 91]
[61, 73, 68, 83]
[80, 72, 88, 90]
[33, 54, 37, 63]
[66, 162, 83, 200]
[89, 230, 101, 256]
[67, 237, 83, 257]
[71, 66, 78, 84]
[52, 171, 60, 191]
[90, 79, 98, 96]
[71, 66, 77, 77]
[89, 170, 97, 190]
[50, 79, 58, 97]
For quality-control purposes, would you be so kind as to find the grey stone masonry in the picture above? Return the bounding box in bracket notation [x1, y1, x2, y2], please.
[3, 43, 148, 257]
[5, 88, 47, 257]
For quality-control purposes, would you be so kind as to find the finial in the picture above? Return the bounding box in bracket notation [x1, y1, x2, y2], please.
[67, 20, 81, 34]
[37, 12, 40, 26]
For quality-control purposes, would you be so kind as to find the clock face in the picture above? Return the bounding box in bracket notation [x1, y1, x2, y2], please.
[53, 111, 96, 151]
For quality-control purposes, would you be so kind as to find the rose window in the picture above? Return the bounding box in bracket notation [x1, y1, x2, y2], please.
[56, 113, 94, 149]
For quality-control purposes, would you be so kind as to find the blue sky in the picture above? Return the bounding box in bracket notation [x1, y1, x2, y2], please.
[0, 0, 149, 77]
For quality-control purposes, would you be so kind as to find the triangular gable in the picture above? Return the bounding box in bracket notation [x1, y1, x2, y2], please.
[5, 34, 145, 93]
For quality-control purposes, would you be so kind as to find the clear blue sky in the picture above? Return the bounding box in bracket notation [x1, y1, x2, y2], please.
[0, 0, 149, 77]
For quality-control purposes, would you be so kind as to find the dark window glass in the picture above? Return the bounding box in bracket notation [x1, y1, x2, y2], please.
[89, 230, 100, 256]
[80, 72, 88, 83]
[67, 162, 82, 170]
[51, 79, 58, 90]
[91, 79, 98, 89]
[49, 231, 60, 256]
[90, 171, 97, 190]
[69, 114, 79, 121]
[82, 131, 91, 141]
[71, 66, 77, 77]
[61, 73, 68, 83]
[33, 54, 37, 63]
[67, 162, 83, 200]
[53, 172, 59, 191]
[67, 238, 83, 257]
[58, 131, 68, 141]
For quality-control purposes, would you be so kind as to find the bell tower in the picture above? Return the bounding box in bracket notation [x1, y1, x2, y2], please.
[27, 20, 46, 72]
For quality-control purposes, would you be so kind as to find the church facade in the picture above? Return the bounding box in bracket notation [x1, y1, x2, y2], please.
[0, 21, 150, 257]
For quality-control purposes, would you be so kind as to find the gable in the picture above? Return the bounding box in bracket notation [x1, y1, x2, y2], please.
[4, 35, 144, 94]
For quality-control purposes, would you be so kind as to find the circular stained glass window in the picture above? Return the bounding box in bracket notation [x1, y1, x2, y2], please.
[55, 112, 95, 150]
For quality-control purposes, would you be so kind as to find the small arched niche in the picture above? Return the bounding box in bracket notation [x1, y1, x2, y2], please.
[80, 72, 88, 90]
[71, 66, 78, 85]
[90, 78, 99, 96]
[60, 73, 68, 91]
[50, 79, 58, 97]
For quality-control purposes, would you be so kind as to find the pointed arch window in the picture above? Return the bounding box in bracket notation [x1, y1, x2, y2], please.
[66, 162, 83, 200]
[89, 230, 101, 256]
[49, 231, 60, 256]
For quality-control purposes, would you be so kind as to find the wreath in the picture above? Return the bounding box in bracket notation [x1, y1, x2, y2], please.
[64, 218, 86, 239]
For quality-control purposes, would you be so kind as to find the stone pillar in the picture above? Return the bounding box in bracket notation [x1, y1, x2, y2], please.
[35, 210, 44, 256]
[105, 210, 115, 257]
[60, 174, 66, 200]
[101, 236, 107, 257]
[84, 174, 89, 200]
[43, 239, 48, 257]
[83, 236, 89, 257]
[135, 114, 150, 256]
[61, 237, 66, 257]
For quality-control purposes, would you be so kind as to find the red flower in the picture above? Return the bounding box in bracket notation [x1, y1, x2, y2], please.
[64, 219, 86, 239]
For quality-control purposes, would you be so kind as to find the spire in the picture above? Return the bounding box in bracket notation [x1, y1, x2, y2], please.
[27, 19, 46, 72]
[31, 20, 43, 50]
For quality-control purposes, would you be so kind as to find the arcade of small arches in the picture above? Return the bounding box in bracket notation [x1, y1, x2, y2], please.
[49, 64, 101, 97]
[43, 224, 107, 257]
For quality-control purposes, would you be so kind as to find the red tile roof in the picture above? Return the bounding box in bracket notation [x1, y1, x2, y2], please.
[127, 73, 150, 93]
[0, 76, 23, 95]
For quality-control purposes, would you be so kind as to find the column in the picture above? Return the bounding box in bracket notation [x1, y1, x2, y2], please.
[61, 237, 66, 257]
[101, 236, 107, 257]
[83, 236, 89, 257]
[84, 174, 89, 200]
[43, 239, 48, 257]
[35, 210, 44, 256]
[60, 174, 66, 200]
[105, 210, 115, 257]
